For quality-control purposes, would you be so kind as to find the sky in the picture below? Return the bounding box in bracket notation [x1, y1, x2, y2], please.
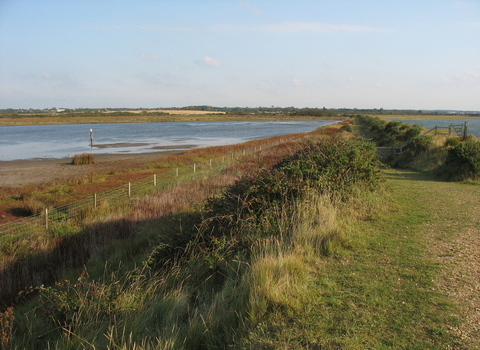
[0, 0, 479, 110]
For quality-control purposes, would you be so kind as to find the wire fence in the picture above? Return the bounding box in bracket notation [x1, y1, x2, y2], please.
[0, 139, 289, 242]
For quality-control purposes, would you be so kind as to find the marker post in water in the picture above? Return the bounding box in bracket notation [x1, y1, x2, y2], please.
[89, 129, 94, 148]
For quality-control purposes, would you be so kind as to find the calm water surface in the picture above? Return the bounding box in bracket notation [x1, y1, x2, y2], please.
[0, 120, 339, 161]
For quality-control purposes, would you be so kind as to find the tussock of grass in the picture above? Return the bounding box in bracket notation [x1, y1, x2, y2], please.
[71, 153, 95, 165]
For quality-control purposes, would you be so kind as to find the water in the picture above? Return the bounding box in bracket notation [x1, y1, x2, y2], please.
[0, 120, 339, 161]
[386, 118, 480, 138]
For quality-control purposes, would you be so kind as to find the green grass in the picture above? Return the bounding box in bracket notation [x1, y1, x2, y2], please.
[240, 169, 464, 349]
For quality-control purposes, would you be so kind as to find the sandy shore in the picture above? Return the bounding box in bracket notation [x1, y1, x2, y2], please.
[0, 151, 180, 188]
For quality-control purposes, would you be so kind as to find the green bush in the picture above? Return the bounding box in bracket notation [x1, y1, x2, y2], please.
[405, 135, 434, 157]
[359, 115, 423, 147]
[444, 137, 460, 147]
[439, 140, 480, 181]
[340, 124, 353, 132]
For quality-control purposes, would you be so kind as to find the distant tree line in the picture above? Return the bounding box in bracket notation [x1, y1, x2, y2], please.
[1, 106, 479, 117]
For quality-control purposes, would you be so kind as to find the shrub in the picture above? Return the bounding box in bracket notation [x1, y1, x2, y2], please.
[340, 124, 353, 132]
[71, 153, 95, 165]
[439, 140, 480, 181]
[405, 135, 434, 157]
[444, 137, 460, 147]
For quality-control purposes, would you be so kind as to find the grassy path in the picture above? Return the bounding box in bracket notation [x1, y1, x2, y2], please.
[386, 169, 480, 349]
[243, 169, 479, 349]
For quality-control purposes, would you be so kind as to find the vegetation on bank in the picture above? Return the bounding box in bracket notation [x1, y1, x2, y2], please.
[4, 130, 464, 349]
[4, 136, 395, 349]
[71, 153, 95, 165]
[357, 115, 480, 181]
[2, 117, 478, 348]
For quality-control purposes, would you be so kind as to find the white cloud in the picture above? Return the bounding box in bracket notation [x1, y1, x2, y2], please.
[293, 78, 302, 86]
[202, 56, 222, 67]
[139, 53, 160, 62]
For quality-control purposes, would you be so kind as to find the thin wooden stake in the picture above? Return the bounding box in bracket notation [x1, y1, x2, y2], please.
[128, 182, 131, 197]
[45, 208, 48, 230]
[154, 174, 157, 186]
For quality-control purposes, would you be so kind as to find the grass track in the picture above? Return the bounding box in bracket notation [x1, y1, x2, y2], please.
[242, 169, 479, 349]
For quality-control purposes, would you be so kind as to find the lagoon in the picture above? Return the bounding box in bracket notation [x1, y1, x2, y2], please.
[0, 120, 339, 161]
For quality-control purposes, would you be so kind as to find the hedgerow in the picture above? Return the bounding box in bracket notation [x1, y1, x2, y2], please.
[358, 115, 434, 167]
[438, 140, 480, 181]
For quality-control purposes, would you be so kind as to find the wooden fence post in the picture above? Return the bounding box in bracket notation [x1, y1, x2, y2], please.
[463, 122, 468, 140]
[45, 208, 48, 230]
[94, 193, 97, 209]
[154, 174, 157, 186]
[193, 163, 196, 173]
[128, 182, 131, 197]
[176, 168, 179, 177]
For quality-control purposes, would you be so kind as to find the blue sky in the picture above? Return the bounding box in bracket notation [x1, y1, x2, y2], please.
[1, 0, 479, 110]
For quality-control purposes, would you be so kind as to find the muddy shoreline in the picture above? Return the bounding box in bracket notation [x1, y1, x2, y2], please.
[0, 151, 181, 187]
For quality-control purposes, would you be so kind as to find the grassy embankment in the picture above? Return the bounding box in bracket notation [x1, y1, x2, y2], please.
[2, 116, 479, 348]
[0, 125, 345, 308]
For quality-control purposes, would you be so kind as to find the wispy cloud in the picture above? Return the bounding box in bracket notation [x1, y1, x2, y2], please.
[240, 1, 263, 15]
[202, 56, 222, 67]
[440, 70, 480, 85]
[139, 53, 160, 62]
[452, 1, 473, 10]
[38, 72, 81, 88]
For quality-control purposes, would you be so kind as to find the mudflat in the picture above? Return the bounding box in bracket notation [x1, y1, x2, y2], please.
[0, 151, 180, 187]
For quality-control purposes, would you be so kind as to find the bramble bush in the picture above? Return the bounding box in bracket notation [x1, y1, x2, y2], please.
[194, 139, 381, 270]
[145, 139, 382, 274]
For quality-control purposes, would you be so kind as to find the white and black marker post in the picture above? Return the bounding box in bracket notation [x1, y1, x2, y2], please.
[89, 128, 94, 148]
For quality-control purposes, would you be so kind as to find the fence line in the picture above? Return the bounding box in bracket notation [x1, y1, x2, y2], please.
[0, 138, 292, 241]
[376, 121, 469, 158]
